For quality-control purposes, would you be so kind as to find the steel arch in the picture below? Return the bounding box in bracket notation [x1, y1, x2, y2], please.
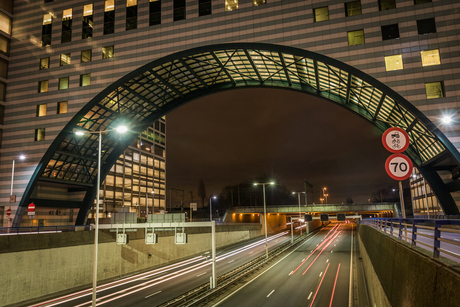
[13, 43, 460, 226]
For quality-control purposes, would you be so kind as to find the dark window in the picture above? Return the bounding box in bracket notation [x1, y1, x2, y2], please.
[199, 0, 211, 16]
[345, 1, 361, 17]
[44, 0, 53, 2]
[149, 0, 161, 25]
[379, 0, 396, 10]
[81, 49, 92, 62]
[417, 18, 436, 35]
[82, 16, 93, 38]
[160, 122, 165, 133]
[381, 24, 399, 40]
[174, 0, 186, 21]
[42, 14, 53, 47]
[104, 11, 115, 34]
[0, 105, 4, 125]
[415, 0, 431, 4]
[126, 3, 138, 30]
[61, 9, 72, 43]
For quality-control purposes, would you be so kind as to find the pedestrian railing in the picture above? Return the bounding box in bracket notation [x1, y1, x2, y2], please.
[360, 218, 460, 261]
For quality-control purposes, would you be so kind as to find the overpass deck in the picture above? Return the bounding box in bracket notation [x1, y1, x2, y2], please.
[232, 203, 397, 214]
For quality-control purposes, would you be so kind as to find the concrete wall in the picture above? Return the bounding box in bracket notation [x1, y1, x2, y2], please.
[0, 225, 262, 306]
[358, 225, 460, 307]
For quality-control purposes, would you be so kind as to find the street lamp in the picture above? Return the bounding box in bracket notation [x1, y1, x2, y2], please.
[253, 181, 274, 259]
[209, 196, 216, 221]
[8, 155, 26, 228]
[75, 125, 127, 307]
[292, 191, 305, 235]
[322, 187, 328, 204]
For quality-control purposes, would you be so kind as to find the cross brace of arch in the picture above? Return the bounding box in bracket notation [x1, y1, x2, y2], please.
[13, 43, 460, 226]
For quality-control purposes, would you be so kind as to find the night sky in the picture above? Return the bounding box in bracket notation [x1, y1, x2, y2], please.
[165, 88, 398, 206]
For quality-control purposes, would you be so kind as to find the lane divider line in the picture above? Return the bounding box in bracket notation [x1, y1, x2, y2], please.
[309, 263, 330, 307]
[329, 263, 341, 307]
[145, 291, 161, 299]
[267, 290, 275, 297]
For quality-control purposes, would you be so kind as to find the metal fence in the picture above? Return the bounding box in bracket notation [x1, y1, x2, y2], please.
[360, 217, 460, 262]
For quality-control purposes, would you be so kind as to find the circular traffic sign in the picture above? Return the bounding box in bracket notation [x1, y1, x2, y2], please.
[28, 203, 35, 212]
[6, 208, 11, 216]
[382, 127, 410, 153]
[385, 154, 413, 181]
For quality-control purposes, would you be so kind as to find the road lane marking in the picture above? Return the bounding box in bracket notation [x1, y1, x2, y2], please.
[330, 263, 341, 307]
[289, 271, 293, 276]
[228, 260, 235, 263]
[197, 272, 207, 277]
[145, 291, 161, 299]
[308, 292, 313, 300]
[310, 263, 330, 307]
[334, 244, 336, 246]
[267, 290, 275, 297]
[331, 251, 333, 253]
[326, 259, 329, 262]
[249, 251, 254, 254]
[319, 272, 323, 277]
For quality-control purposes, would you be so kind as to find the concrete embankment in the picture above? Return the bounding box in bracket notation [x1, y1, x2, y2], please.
[358, 224, 460, 307]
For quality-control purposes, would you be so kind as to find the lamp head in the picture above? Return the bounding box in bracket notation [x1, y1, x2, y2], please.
[19, 155, 26, 160]
[75, 131, 85, 136]
[116, 126, 128, 133]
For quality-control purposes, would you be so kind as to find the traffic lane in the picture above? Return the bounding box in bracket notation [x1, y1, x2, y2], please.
[216, 225, 337, 307]
[53, 231, 293, 307]
[216, 224, 352, 307]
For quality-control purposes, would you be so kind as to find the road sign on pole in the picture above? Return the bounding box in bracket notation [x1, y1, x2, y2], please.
[382, 127, 410, 153]
[6, 208, 11, 216]
[385, 154, 413, 181]
[190, 203, 197, 211]
[28, 203, 35, 212]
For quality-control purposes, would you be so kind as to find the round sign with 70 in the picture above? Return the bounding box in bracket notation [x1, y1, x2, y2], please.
[385, 154, 413, 181]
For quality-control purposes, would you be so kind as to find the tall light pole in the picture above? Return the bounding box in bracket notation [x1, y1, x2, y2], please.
[76, 125, 127, 307]
[8, 155, 26, 228]
[254, 181, 274, 259]
[323, 187, 328, 204]
[209, 195, 216, 221]
[292, 191, 305, 235]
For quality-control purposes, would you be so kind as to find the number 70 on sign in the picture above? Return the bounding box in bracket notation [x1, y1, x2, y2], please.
[385, 154, 413, 181]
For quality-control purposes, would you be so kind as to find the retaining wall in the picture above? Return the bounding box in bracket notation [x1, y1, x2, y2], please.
[358, 224, 460, 307]
[0, 224, 261, 306]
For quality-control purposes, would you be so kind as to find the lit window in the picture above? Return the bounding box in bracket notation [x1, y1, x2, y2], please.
[0, 35, 9, 55]
[421, 49, 440, 67]
[345, 1, 361, 17]
[57, 101, 68, 114]
[225, 0, 238, 11]
[102, 46, 114, 59]
[60, 53, 71, 66]
[417, 18, 436, 35]
[425, 82, 444, 99]
[80, 73, 91, 87]
[84, 4, 93, 16]
[385, 54, 403, 71]
[59, 77, 69, 90]
[253, 0, 265, 7]
[43, 13, 53, 25]
[62, 9, 72, 20]
[35, 128, 46, 141]
[347, 29, 364, 46]
[314, 7, 329, 22]
[40, 57, 50, 70]
[38, 80, 48, 93]
[379, 0, 396, 10]
[0, 11, 11, 34]
[127, 0, 137, 6]
[81, 49, 92, 63]
[37, 104, 47, 117]
[105, 0, 115, 11]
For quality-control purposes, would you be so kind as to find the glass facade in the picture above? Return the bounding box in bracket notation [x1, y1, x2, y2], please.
[410, 168, 442, 216]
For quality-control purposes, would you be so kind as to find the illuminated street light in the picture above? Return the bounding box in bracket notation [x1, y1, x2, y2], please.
[441, 115, 453, 124]
[209, 195, 217, 222]
[75, 125, 127, 307]
[254, 181, 274, 259]
[292, 191, 305, 235]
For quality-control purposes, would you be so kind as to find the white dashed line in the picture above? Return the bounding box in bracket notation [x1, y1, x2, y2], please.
[197, 272, 207, 277]
[145, 291, 161, 299]
[308, 292, 313, 299]
[267, 290, 275, 297]
[228, 260, 235, 263]
[319, 272, 323, 277]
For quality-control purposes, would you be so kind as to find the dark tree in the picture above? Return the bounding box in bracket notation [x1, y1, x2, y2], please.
[346, 197, 354, 204]
[197, 178, 207, 208]
[370, 187, 399, 203]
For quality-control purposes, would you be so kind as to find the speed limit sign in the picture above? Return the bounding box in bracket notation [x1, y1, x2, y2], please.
[385, 154, 413, 181]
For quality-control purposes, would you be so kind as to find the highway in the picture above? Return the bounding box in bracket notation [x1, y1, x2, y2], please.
[215, 222, 353, 307]
[30, 229, 302, 307]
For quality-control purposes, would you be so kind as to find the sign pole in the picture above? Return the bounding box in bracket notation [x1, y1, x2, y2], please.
[398, 181, 406, 218]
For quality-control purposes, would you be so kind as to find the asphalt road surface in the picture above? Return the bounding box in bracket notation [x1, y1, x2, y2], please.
[215, 222, 354, 307]
[31, 229, 303, 307]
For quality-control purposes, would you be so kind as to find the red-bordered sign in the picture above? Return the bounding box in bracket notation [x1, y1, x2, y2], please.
[382, 127, 410, 153]
[28, 203, 35, 212]
[6, 208, 11, 216]
[385, 154, 413, 181]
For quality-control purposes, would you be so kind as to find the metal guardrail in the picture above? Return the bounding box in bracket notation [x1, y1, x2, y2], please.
[412, 215, 460, 220]
[360, 218, 460, 261]
[0, 225, 90, 235]
[158, 230, 315, 307]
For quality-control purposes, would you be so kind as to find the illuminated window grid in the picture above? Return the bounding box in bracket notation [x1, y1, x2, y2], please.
[421, 49, 440, 67]
[385, 54, 403, 71]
